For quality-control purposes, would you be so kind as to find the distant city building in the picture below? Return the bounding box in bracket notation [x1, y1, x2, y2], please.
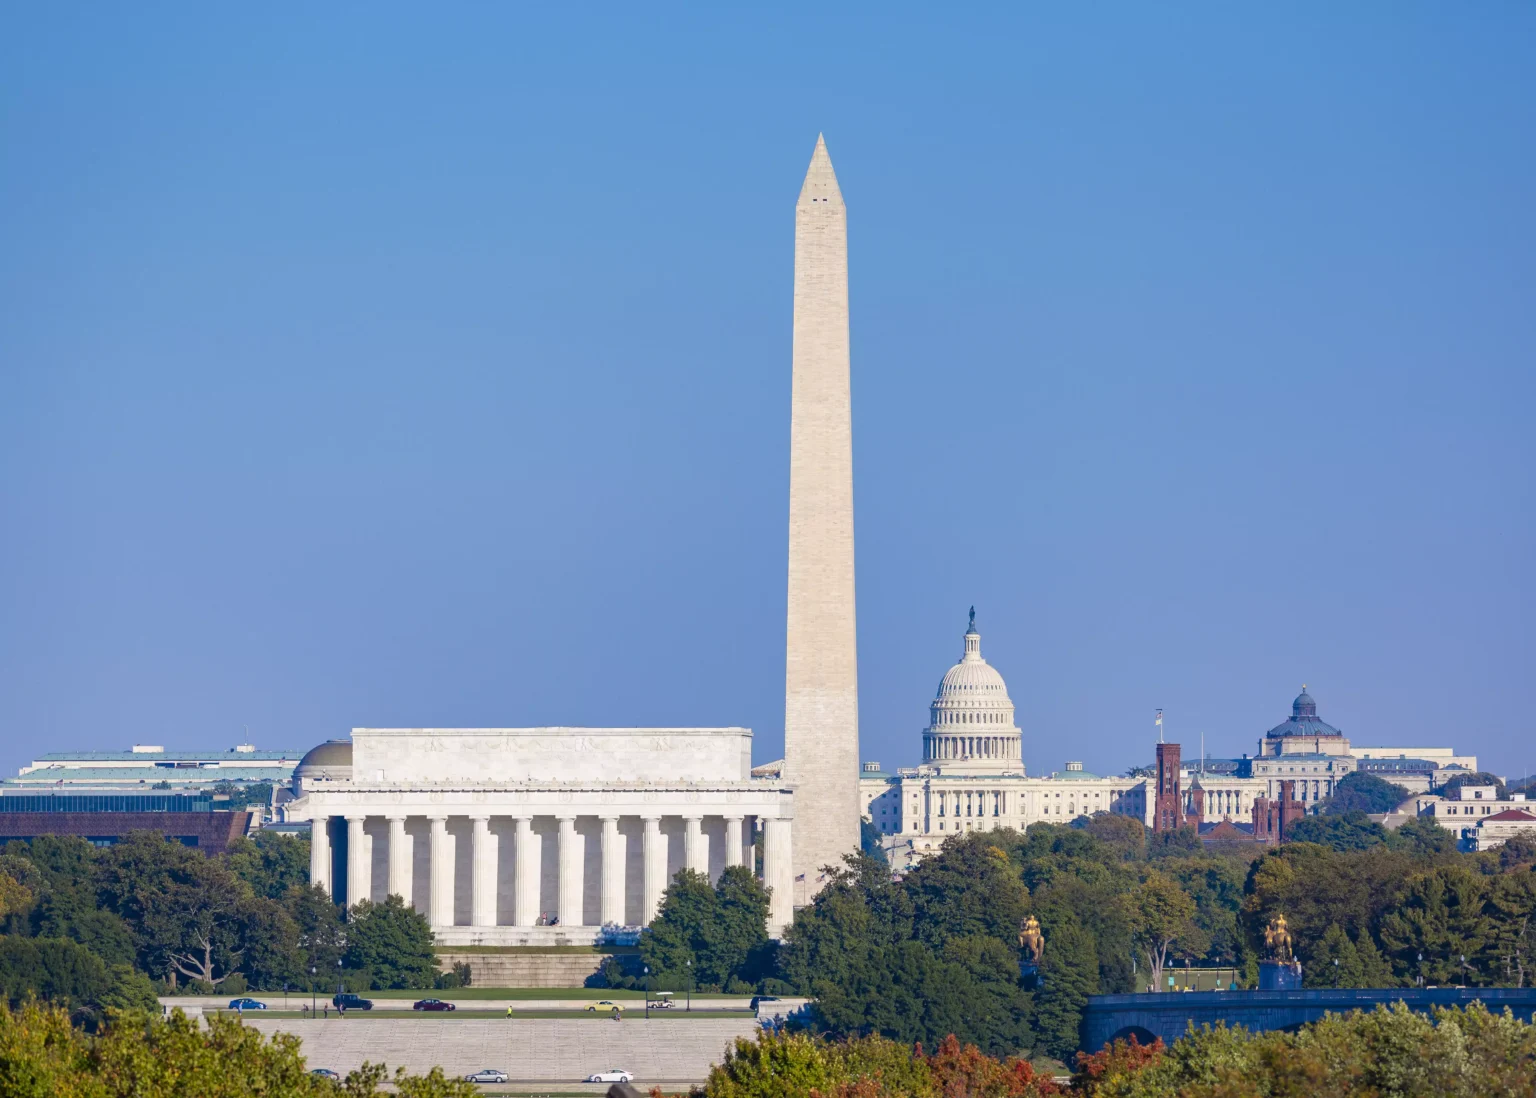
[8, 744, 302, 790]
[1416, 783, 1534, 851]
[0, 790, 253, 852]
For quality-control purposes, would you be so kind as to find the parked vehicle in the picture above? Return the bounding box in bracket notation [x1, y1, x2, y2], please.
[310, 1069, 339, 1079]
[226, 998, 267, 1011]
[331, 993, 374, 1011]
[749, 995, 782, 1010]
[465, 1068, 509, 1083]
[584, 1000, 625, 1012]
[412, 998, 457, 1011]
[586, 1069, 634, 1083]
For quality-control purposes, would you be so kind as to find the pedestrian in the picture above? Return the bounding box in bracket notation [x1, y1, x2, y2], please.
[505, 1005, 514, 1019]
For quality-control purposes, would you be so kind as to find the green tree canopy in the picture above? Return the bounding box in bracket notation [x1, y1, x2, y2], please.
[1284, 810, 1390, 851]
[344, 895, 437, 989]
[1323, 772, 1411, 815]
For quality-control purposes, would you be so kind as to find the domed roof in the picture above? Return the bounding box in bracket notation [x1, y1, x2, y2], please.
[933, 609, 1013, 709]
[1266, 685, 1342, 739]
[293, 739, 353, 787]
[298, 740, 352, 768]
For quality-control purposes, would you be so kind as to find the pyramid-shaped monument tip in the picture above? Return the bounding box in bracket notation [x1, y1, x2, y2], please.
[798, 133, 842, 205]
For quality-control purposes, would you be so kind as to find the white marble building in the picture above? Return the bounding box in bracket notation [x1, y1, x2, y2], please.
[286, 727, 795, 942]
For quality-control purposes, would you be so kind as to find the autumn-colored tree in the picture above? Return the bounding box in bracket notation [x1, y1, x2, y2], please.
[920, 1033, 1064, 1097]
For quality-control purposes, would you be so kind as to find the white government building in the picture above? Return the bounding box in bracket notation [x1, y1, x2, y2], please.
[857, 614, 1478, 869]
[858, 613, 1153, 870]
[288, 727, 795, 943]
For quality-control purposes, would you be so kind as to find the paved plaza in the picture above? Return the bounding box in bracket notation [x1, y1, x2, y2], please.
[242, 1016, 760, 1084]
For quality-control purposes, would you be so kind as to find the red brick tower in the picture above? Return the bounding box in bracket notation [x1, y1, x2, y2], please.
[1154, 743, 1183, 832]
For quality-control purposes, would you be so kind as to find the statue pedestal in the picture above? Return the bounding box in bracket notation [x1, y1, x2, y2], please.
[1259, 961, 1302, 990]
[1019, 961, 1041, 990]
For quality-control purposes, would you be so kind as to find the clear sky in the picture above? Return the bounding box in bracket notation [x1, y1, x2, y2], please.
[2, 5, 1532, 784]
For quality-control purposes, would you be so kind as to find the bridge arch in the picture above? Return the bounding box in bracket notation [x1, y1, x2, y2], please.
[1106, 1025, 1158, 1049]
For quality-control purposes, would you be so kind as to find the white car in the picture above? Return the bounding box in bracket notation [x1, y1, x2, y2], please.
[464, 1068, 509, 1083]
[586, 1069, 634, 1083]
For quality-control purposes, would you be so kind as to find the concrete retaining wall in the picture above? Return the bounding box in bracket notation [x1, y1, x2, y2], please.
[437, 951, 638, 988]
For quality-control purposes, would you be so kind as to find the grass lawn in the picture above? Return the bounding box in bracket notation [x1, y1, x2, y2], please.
[218, 1009, 754, 1020]
[364, 988, 738, 1000]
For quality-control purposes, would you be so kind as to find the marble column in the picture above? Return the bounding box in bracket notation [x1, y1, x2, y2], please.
[599, 816, 623, 926]
[763, 816, 793, 937]
[386, 815, 411, 902]
[309, 815, 331, 894]
[683, 814, 706, 875]
[512, 816, 537, 928]
[471, 815, 496, 927]
[744, 817, 756, 876]
[641, 815, 664, 923]
[345, 815, 369, 908]
[724, 815, 744, 868]
[428, 816, 452, 927]
[556, 815, 581, 926]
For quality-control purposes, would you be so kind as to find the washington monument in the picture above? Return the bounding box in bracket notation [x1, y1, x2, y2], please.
[784, 134, 859, 904]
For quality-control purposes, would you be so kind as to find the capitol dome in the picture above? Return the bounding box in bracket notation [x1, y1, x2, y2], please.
[923, 610, 1024, 774]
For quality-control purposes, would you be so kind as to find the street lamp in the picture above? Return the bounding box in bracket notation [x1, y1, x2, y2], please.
[1417, 953, 1425, 987]
[643, 965, 650, 1019]
[685, 959, 692, 1013]
[310, 965, 316, 1018]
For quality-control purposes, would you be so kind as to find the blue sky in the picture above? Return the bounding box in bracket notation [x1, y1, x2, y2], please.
[2, 5, 1532, 782]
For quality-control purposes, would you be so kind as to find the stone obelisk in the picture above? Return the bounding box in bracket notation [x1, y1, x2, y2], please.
[784, 134, 859, 905]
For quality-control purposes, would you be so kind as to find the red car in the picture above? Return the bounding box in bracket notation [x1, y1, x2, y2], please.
[412, 998, 457, 1012]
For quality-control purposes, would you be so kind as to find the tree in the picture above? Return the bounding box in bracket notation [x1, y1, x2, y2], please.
[284, 882, 347, 973]
[701, 866, 773, 991]
[1304, 924, 1395, 988]
[1378, 864, 1494, 985]
[1485, 873, 1536, 987]
[1031, 918, 1099, 1061]
[28, 889, 137, 968]
[1122, 870, 1203, 992]
[0, 999, 481, 1097]
[1323, 772, 1411, 815]
[1283, 811, 1389, 852]
[1082, 814, 1147, 861]
[0, 937, 113, 1010]
[345, 895, 437, 989]
[859, 819, 888, 865]
[0, 872, 32, 921]
[1387, 816, 1459, 857]
[640, 869, 718, 990]
[1147, 827, 1202, 858]
[224, 832, 310, 900]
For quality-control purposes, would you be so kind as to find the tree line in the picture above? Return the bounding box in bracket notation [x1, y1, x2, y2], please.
[635, 811, 1536, 1063]
[0, 831, 445, 1019]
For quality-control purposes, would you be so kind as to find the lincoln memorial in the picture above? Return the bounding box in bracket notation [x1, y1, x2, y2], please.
[287, 726, 796, 942]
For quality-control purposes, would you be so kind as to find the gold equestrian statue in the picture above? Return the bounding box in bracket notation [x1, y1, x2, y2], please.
[1018, 915, 1044, 964]
[1264, 914, 1294, 963]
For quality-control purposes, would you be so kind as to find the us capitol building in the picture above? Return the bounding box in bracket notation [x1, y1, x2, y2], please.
[857, 612, 1151, 871]
[857, 612, 1477, 870]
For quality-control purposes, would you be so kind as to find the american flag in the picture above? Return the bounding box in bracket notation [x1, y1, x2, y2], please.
[1155, 710, 1163, 726]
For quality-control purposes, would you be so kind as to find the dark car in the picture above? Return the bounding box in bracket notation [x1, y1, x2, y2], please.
[311, 1069, 340, 1079]
[412, 998, 456, 1011]
[749, 995, 782, 1010]
[331, 993, 374, 1011]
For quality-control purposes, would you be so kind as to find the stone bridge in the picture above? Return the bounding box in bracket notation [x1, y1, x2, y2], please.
[1082, 988, 1536, 1052]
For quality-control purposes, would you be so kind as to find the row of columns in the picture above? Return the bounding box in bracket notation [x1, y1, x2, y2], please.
[310, 811, 778, 928]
